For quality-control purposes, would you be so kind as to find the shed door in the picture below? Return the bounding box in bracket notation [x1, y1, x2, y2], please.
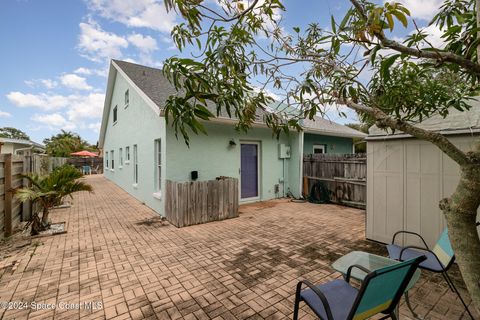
[241, 143, 259, 199]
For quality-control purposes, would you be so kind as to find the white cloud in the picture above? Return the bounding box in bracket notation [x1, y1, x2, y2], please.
[74, 67, 107, 77]
[392, 0, 442, 21]
[88, 122, 101, 132]
[78, 20, 128, 62]
[60, 73, 93, 91]
[128, 33, 158, 53]
[0, 110, 11, 117]
[24, 78, 58, 89]
[7, 91, 105, 122]
[417, 24, 445, 49]
[66, 93, 105, 121]
[85, 0, 177, 33]
[32, 113, 76, 130]
[7, 92, 70, 111]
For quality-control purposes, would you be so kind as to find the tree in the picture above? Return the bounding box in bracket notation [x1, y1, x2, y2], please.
[43, 130, 96, 157]
[16, 165, 93, 235]
[162, 0, 480, 310]
[0, 127, 30, 140]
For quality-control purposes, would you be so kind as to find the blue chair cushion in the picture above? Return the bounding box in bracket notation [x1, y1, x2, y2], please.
[387, 244, 444, 272]
[300, 279, 358, 320]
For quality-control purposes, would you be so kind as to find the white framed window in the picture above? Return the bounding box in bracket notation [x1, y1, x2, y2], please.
[154, 139, 161, 192]
[111, 150, 115, 169]
[105, 152, 109, 168]
[119, 148, 123, 166]
[124, 89, 129, 107]
[113, 105, 118, 124]
[133, 144, 138, 184]
[313, 144, 326, 154]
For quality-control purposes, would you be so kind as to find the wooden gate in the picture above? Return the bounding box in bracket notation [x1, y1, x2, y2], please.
[303, 154, 366, 209]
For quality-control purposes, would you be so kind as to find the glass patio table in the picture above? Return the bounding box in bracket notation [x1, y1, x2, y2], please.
[332, 251, 421, 319]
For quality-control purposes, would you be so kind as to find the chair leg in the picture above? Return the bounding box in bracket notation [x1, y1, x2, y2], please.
[293, 283, 302, 320]
[443, 272, 475, 320]
[441, 271, 454, 292]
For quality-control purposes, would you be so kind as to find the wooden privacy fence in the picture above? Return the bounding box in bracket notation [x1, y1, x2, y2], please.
[303, 153, 366, 209]
[0, 154, 31, 238]
[165, 178, 239, 227]
[0, 154, 69, 238]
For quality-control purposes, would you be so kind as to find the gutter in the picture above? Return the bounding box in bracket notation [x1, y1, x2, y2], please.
[365, 128, 480, 141]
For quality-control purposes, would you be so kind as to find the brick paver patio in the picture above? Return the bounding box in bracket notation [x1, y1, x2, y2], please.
[0, 175, 477, 320]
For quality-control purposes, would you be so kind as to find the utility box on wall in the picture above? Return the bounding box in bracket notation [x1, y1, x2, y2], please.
[278, 144, 291, 159]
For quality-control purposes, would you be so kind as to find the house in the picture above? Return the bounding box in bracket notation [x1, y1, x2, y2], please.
[0, 137, 45, 155]
[98, 60, 365, 216]
[365, 104, 480, 247]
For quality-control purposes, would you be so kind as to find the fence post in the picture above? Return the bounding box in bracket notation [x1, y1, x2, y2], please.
[4, 154, 12, 237]
[22, 156, 32, 222]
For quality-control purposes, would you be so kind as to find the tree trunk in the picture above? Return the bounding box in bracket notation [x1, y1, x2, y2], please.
[30, 213, 41, 236]
[41, 206, 50, 230]
[441, 163, 480, 312]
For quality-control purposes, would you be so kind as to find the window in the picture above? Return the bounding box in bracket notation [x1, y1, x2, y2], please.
[111, 150, 115, 169]
[125, 89, 129, 107]
[154, 139, 161, 192]
[119, 148, 123, 166]
[313, 144, 326, 154]
[113, 105, 118, 123]
[126, 146, 130, 162]
[105, 152, 109, 168]
[133, 144, 138, 184]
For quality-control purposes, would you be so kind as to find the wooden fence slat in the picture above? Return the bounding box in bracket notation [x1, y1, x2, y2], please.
[4, 154, 12, 237]
[303, 153, 366, 209]
[165, 178, 239, 228]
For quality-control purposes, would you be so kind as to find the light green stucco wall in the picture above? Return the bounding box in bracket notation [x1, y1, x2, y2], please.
[166, 123, 302, 200]
[102, 71, 167, 215]
[303, 133, 354, 154]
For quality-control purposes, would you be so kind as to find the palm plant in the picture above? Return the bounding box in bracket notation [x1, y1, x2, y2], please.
[16, 164, 93, 235]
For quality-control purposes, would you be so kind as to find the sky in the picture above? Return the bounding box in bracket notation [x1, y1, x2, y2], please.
[0, 0, 441, 145]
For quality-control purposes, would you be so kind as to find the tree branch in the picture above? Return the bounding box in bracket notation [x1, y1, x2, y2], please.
[350, 0, 480, 76]
[338, 98, 471, 166]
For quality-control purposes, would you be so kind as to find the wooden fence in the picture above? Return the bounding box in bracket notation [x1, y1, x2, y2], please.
[0, 154, 31, 238]
[0, 154, 68, 238]
[303, 153, 366, 209]
[165, 178, 239, 227]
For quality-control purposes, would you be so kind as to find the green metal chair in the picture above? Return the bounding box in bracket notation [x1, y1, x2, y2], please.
[387, 225, 479, 319]
[293, 256, 426, 320]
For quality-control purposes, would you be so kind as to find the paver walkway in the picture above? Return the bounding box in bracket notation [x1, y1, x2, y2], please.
[0, 175, 477, 320]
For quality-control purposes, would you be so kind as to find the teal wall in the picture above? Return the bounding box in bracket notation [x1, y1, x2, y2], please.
[103, 72, 303, 216]
[303, 133, 354, 154]
[102, 71, 167, 215]
[166, 123, 302, 200]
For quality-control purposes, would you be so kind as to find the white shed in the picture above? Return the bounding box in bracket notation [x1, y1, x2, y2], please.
[365, 105, 480, 247]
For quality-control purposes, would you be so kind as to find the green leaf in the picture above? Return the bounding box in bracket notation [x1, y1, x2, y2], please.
[380, 54, 400, 80]
[392, 11, 408, 28]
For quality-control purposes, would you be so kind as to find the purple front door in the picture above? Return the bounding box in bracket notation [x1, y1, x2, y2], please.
[241, 143, 259, 199]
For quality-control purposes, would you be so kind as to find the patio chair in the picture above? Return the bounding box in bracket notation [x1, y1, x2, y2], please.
[293, 256, 426, 320]
[386, 226, 478, 319]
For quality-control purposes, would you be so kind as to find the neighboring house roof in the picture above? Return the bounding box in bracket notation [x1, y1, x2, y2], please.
[0, 137, 45, 149]
[367, 99, 480, 140]
[99, 59, 366, 146]
[301, 117, 367, 138]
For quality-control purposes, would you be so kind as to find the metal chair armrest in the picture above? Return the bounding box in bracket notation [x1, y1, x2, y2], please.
[346, 264, 372, 283]
[399, 246, 443, 270]
[392, 230, 430, 250]
[296, 280, 334, 320]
